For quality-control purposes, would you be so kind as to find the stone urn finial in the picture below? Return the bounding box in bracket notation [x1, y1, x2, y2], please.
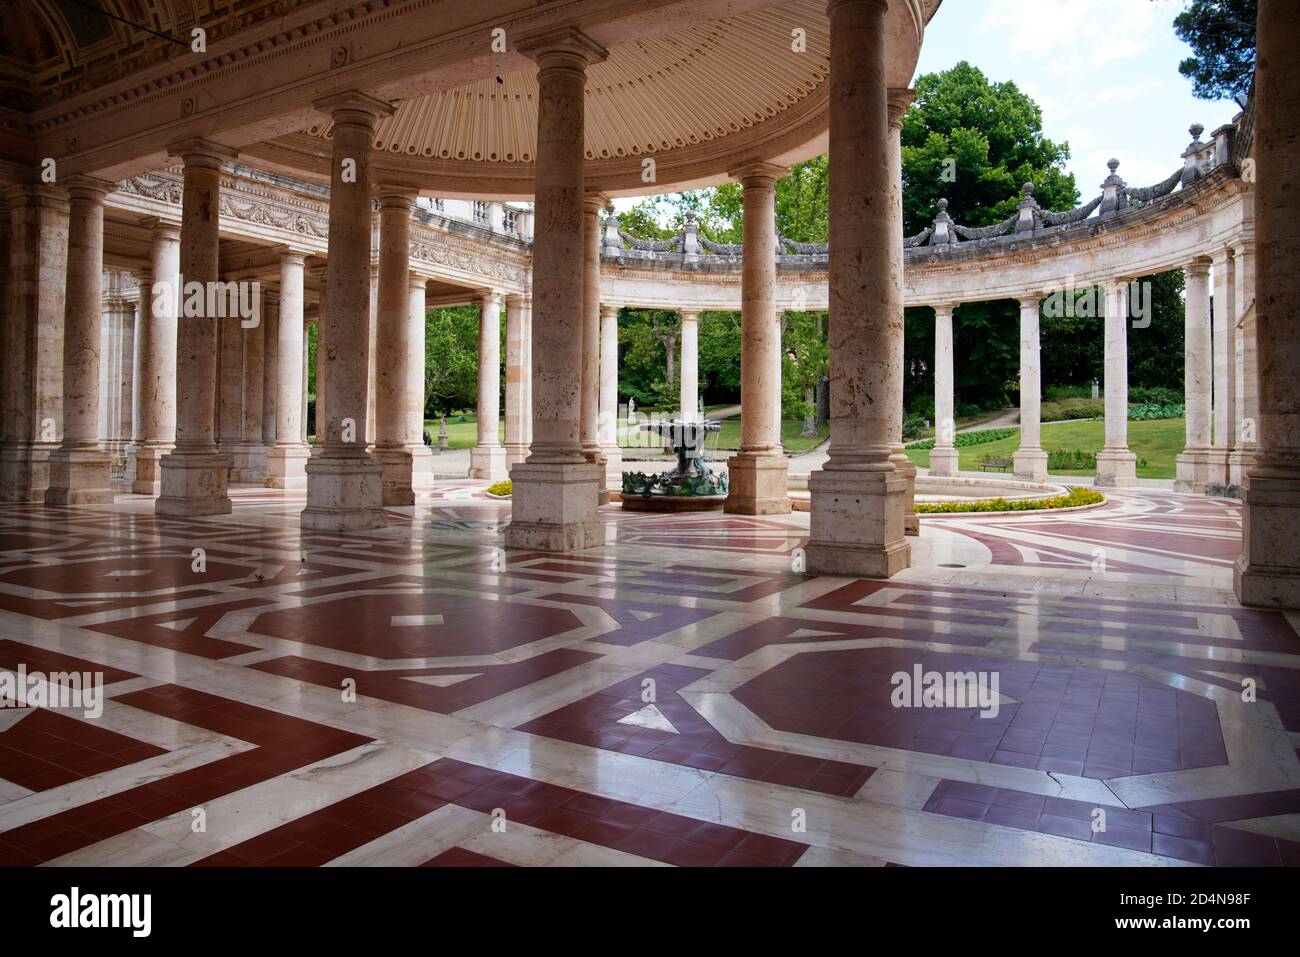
[685, 210, 696, 223]
[1023, 182, 1034, 196]
[1189, 123, 1205, 142]
[1107, 158, 1120, 174]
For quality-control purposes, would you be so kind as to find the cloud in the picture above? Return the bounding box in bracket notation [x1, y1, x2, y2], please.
[979, 0, 1165, 71]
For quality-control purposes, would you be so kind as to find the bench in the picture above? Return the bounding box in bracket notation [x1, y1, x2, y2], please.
[978, 457, 1013, 472]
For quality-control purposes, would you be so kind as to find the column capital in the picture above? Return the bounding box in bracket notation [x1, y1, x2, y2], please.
[1209, 247, 1234, 266]
[408, 273, 427, 292]
[1018, 295, 1043, 310]
[515, 28, 607, 66]
[166, 138, 238, 167]
[583, 191, 610, 213]
[933, 303, 957, 319]
[1186, 257, 1212, 277]
[279, 248, 308, 266]
[374, 187, 417, 208]
[3, 182, 69, 210]
[599, 302, 620, 319]
[140, 216, 181, 238]
[730, 161, 787, 187]
[886, 87, 916, 127]
[313, 90, 395, 126]
[679, 308, 701, 323]
[63, 175, 114, 201]
[828, 0, 889, 14]
[478, 288, 503, 307]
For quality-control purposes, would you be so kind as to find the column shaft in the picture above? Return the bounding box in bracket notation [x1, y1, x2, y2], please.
[1176, 260, 1214, 492]
[1211, 249, 1237, 489]
[679, 310, 700, 421]
[725, 166, 790, 515]
[374, 191, 417, 504]
[266, 252, 309, 489]
[580, 195, 605, 475]
[599, 303, 622, 480]
[805, 0, 909, 576]
[1229, 241, 1258, 487]
[301, 92, 392, 530]
[504, 294, 529, 466]
[1013, 297, 1049, 481]
[929, 304, 959, 477]
[504, 32, 605, 551]
[1235, 0, 1300, 607]
[262, 295, 279, 445]
[132, 221, 179, 495]
[237, 302, 266, 482]
[468, 291, 507, 480]
[1096, 280, 1138, 486]
[47, 178, 114, 504]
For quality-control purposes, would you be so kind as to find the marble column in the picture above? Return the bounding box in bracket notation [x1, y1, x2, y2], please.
[157, 141, 237, 514]
[1229, 239, 1258, 488]
[0, 185, 68, 502]
[262, 292, 279, 447]
[132, 220, 179, 495]
[504, 293, 529, 467]
[1095, 280, 1139, 487]
[679, 309, 700, 421]
[116, 294, 135, 460]
[217, 285, 243, 475]
[301, 92, 393, 531]
[302, 320, 310, 444]
[1175, 259, 1215, 492]
[125, 275, 147, 484]
[725, 164, 790, 515]
[374, 189, 417, 505]
[47, 177, 114, 505]
[468, 290, 507, 480]
[1012, 296, 1049, 481]
[266, 252, 309, 489]
[311, 269, 327, 450]
[599, 303, 622, 482]
[237, 298, 267, 483]
[887, 88, 918, 534]
[928, 304, 959, 478]
[523, 297, 534, 447]
[1210, 248, 1237, 490]
[773, 313, 784, 443]
[1235, 0, 1300, 608]
[366, 263, 379, 447]
[806, 0, 909, 576]
[581, 193, 607, 499]
[408, 275, 434, 490]
[505, 30, 605, 551]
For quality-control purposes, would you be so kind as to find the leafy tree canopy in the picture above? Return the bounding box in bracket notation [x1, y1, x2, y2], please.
[1172, 0, 1257, 101]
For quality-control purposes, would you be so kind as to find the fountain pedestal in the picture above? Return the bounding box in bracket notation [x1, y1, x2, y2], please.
[621, 420, 728, 512]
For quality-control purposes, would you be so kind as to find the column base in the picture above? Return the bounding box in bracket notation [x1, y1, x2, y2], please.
[1012, 447, 1049, 483]
[805, 467, 911, 577]
[505, 443, 529, 468]
[1174, 448, 1216, 494]
[504, 460, 604, 551]
[602, 445, 623, 494]
[131, 443, 172, 496]
[156, 450, 233, 516]
[264, 445, 309, 490]
[929, 447, 960, 478]
[410, 444, 435, 493]
[230, 443, 267, 483]
[890, 450, 919, 536]
[1234, 464, 1300, 609]
[1094, 449, 1139, 488]
[583, 446, 610, 505]
[469, 444, 509, 481]
[301, 454, 385, 530]
[724, 451, 790, 515]
[44, 448, 114, 505]
[1228, 449, 1257, 490]
[0, 442, 56, 503]
[374, 446, 415, 506]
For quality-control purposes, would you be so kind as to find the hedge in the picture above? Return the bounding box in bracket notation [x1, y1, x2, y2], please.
[915, 486, 1103, 514]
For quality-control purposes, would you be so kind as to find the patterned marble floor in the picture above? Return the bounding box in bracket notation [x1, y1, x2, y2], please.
[1, 483, 1297, 867]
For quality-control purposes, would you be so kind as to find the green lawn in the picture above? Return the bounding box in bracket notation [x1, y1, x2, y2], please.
[713, 419, 828, 454]
[423, 415, 504, 449]
[905, 418, 1185, 479]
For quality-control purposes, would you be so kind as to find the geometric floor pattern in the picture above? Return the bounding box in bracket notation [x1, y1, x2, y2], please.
[2, 482, 1297, 866]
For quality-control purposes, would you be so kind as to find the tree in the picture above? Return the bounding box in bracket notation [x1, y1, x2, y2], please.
[901, 61, 1078, 234]
[1172, 0, 1257, 101]
[901, 62, 1079, 411]
[423, 304, 480, 419]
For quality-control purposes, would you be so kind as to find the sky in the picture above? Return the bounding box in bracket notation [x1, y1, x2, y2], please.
[616, 0, 1243, 213]
[913, 0, 1243, 191]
